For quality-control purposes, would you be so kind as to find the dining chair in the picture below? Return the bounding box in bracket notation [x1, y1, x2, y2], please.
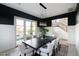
[19, 43, 34, 56]
[54, 37, 60, 55]
[37, 40, 56, 56]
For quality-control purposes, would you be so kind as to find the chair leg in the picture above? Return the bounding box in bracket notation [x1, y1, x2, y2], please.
[58, 44, 61, 51]
[53, 46, 56, 56]
[47, 53, 49, 56]
[33, 50, 35, 55]
[52, 49, 56, 56]
[39, 51, 41, 55]
[20, 54, 21, 56]
[24, 53, 26, 56]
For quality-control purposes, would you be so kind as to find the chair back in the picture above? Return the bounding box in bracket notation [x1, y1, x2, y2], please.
[46, 40, 55, 51]
[54, 38, 60, 49]
[51, 39, 56, 46]
[19, 43, 26, 53]
[46, 42, 53, 52]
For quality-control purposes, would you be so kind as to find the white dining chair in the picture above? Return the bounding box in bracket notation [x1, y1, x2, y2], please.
[37, 40, 56, 56]
[54, 37, 60, 55]
[54, 38, 59, 48]
[19, 43, 34, 56]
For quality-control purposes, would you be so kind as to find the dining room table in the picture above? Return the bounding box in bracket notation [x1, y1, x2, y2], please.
[22, 36, 55, 55]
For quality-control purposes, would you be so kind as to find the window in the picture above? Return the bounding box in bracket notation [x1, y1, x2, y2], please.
[25, 21, 32, 38]
[16, 19, 24, 40]
[16, 17, 37, 42]
[52, 17, 68, 31]
[32, 21, 37, 36]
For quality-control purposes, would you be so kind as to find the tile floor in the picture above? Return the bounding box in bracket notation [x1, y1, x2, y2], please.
[0, 44, 79, 56]
[67, 44, 79, 56]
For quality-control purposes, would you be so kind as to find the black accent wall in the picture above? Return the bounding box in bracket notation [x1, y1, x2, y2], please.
[37, 20, 51, 27]
[0, 16, 14, 25]
[42, 11, 77, 26]
[0, 4, 77, 26]
[0, 4, 40, 25]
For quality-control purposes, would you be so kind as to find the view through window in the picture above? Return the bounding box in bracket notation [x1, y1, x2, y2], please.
[16, 18, 37, 42]
[52, 17, 68, 32]
[16, 19, 24, 41]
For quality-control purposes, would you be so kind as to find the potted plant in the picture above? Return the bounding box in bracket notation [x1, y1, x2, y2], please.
[39, 27, 49, 39]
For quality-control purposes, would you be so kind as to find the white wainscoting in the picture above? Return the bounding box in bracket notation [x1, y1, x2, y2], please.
[0, 24, 16, 52]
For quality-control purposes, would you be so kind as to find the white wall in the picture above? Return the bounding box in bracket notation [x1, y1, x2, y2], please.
[75, 23, 79, 55]
[68, 26, 75, 44]
[0, 24, 16, 52]
[75, 8, 79, 55]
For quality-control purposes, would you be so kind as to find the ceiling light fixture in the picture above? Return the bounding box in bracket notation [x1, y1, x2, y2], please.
[39, 3, 47, 18]
[39, 3, 47, 9]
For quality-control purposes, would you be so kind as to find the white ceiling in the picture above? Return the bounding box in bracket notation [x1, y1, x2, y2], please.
[2, 3, 77, 19]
